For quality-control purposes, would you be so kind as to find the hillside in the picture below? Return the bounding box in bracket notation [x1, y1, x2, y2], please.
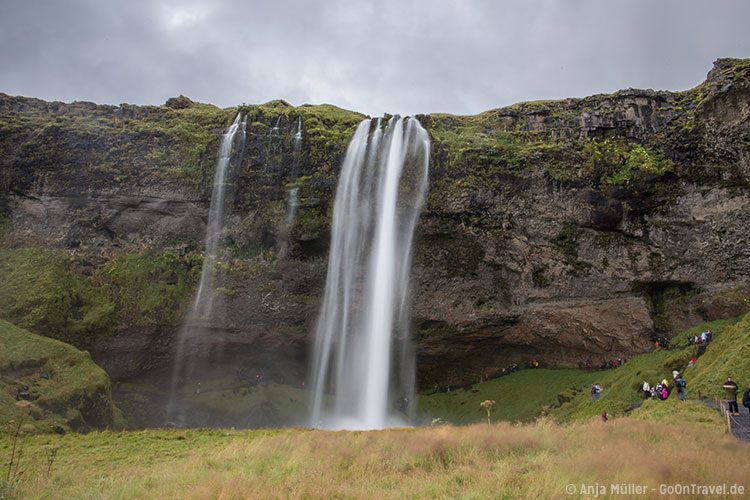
[418, 313, 750, 424]
[0, 319, 119, 433]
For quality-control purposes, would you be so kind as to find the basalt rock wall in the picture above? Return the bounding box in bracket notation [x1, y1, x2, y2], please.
[1, 59, 749, 387]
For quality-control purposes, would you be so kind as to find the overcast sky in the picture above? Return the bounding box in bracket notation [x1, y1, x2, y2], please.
[1, 0, 749, 116]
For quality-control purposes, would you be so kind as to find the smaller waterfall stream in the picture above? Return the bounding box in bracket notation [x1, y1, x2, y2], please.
[191, 113, 246, 319]
[166, 112, 247, 425]
[309, 116, 430, 430]
[280, 117, 303, 255]
[286, 118, 303, 229]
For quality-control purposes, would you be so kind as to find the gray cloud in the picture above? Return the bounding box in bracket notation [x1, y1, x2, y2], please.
[0, 0, 748, 116]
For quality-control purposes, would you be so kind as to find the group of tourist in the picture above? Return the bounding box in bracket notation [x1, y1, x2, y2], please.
[603, 357, 626, 369]
[577, 357, 627, 371]
[688, 329, 712, 346]
[642, 370, 687, 401]
[502, 363, 520, 375]
[580, 327, 750, 426]
[654, 336, 671, 350]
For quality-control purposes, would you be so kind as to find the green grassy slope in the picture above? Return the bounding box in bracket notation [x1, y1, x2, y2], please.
[682, 314, 750, 398]
[551, 315, 748, 421]
[630, 399, 724, 427]
[0, 247, 200, 346]
[0, 319, 118, 433]
[419, 314, 750, 425]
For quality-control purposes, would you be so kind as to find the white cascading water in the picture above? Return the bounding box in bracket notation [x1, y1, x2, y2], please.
[285, 117, 303, 234]
[166, 112, 247, 424]
[309, 116, 430, 430]
[271, 116, 281, 136]
[191, 112, 246, 319]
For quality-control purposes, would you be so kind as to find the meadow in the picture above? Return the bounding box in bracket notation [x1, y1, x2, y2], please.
[1, 401, 747, 499]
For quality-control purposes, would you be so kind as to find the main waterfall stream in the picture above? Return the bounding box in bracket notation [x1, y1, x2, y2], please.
[310, 116, 430, 430]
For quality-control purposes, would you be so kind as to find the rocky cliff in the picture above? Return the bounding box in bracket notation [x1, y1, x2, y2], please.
[1, 59, 749, 388]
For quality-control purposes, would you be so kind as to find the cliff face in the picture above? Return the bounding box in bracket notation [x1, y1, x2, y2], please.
[1, 59, 749, 387]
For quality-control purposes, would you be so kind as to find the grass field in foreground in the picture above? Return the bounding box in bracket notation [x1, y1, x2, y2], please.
[1, 402, 746, 499]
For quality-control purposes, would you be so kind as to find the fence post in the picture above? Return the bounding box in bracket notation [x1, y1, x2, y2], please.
[717, 399, 729, 433]
[721, 399, 732, 434]
[726, 410, 731, 434]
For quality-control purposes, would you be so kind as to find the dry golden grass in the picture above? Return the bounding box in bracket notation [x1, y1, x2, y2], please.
[3, 416, 749, 499]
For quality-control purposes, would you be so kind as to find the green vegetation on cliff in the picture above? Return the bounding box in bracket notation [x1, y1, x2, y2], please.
[584, 137, 673, 186]
[0, 248, 112, 343]
[424, 113, 585, 211]
[0, 247, 201, 345]
[129, 102, 234, 184]
[422, 113, 679, 215]
[0, 95, 236, 192]
[96, 251, 202, 327]
[0, 319, 118, 433]
[235, 100, 364, 239]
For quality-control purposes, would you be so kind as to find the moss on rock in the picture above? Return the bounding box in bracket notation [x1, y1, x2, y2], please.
[0, 247, 201, 345]
[583, 137, 673, 186]
[95, 250, 202, 327]
[0, 248, 113, 344]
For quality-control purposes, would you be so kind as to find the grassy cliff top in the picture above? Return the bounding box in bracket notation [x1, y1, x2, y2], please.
[1, 58, 747, 218]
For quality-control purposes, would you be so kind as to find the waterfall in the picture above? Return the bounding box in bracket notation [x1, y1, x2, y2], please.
[284, 188, 300, 235]
[309, 116, 430, 430]
[166, 112, 247, 425]
[293, 116, 303, 142]
[271, 116, 281, 136]
[280, 117, 303, 255]
[191, 112, 246, 319]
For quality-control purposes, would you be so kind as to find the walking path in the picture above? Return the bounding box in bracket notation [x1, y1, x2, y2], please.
[704, 399, 750, 442]
[727, 405, 750, 441]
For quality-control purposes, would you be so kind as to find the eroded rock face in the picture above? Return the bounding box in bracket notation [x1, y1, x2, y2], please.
[1, 59, 749, 388]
